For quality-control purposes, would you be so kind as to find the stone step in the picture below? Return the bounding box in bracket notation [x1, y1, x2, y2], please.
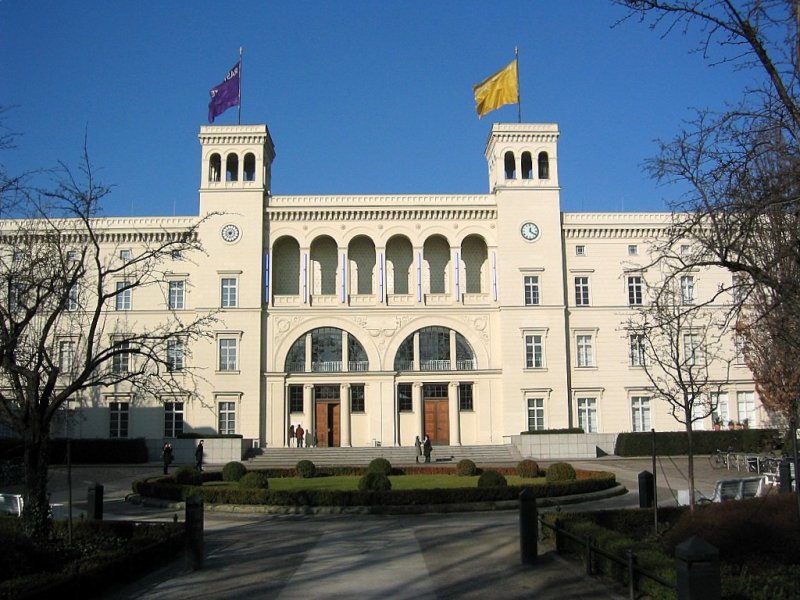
[246, 444, 521, 468]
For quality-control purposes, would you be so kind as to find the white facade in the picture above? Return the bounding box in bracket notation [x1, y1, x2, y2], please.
[8, 122, 765, 447]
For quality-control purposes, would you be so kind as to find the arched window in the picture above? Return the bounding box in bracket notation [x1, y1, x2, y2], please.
[284, 328, 369, 373]
[393, 327, 477, 371]
[521, 152, 533, 179]
[226, 153, 239, 182]
[538, 152, 550, 179]
[243, 153, 256, 181]
[504, 151, 516, 179]
[208, 154, 221, 182]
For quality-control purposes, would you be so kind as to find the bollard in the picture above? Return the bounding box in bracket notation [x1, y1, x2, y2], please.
[185, 495, 204, 570]
[675, 536, 720, 600]
[519, 488, 538, 565]
[87, 482, 104, 520]
[779, 459, 792, 493]
[638, 471, 654, 508]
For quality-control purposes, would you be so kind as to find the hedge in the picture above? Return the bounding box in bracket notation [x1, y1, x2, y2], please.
[614, 429, 783, 456]
[0, 438, 150, 464]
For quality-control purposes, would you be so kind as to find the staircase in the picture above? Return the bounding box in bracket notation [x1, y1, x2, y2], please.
[247, 444, 522, 469]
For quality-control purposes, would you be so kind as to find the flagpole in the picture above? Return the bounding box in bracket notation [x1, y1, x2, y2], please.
[238, 46, 243, 125]
[515, 46, 521, 123]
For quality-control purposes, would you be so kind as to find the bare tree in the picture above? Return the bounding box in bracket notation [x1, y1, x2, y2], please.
[626, 263, 731, 510]
[0, 146, 217, 538]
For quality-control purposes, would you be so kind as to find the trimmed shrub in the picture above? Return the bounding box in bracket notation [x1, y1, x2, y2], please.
[614, 428, 782, 456]
[516, 459, 539, 478]
[358, 471, 392, 491]
[545, 462, 576, 483]
[367, 457, 392, 476]
[295, 460, 317, 478]
[174, 465, 203, 486]
[456, 459, 477, 476]
[477, 470, 507, 488]
[239, 471, 270, 489]
[222, 461, 247, 482]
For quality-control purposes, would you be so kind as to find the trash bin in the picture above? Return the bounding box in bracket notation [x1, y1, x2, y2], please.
[638, 470, 654, 508]
[87, 482, 104, 520]
[675, 536, 720, 600]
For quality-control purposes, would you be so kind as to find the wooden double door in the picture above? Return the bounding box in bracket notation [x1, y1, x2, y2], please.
[314, 385, 340, 447]
[423, 383, 450, 445]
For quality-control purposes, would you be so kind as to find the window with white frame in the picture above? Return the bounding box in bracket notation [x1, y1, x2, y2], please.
[631, 396, 651, 432]
[574, 277, 590, 306]
[66, 250, 77, 262]
[350, 384, 366, 412]
[680, 275, 695, 304]
[575, 245, 586, 256]
[218, 400, 236, 434]
[627, 275, 643, 306]
[523, 275, 540, 306]
[737, 391, 755, 426]
[576, 334, 594, 367]
[577, 397, 598, 433]
[115, 281, 131, 311]
[59, 340, 75, 373]
[683, 332, 704, 366]
[459, 383, 474, 411]
[119, 249, 131, 261]
[629, 334, 645, 367]
[109, 400, 129, 438]
[111, 340, 130, 374]
[67, 284, 79, 311]
[288, 385, 304, 413]
[221, 277, 238, 308]
[628, 244, 638, 256]
[711, 392, 729, 426]
[167, 338, 185, 372]
[218, 338, 238, 371]
[164, 401, 184, 437]
[692, 400, 707, 430]
[524, 334, 544, 369]
[168, 280, 185, 310]
[527, 397, 545, 431]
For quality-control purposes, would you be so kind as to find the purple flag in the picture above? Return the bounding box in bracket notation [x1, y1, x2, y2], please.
[208, 62, 240, 123]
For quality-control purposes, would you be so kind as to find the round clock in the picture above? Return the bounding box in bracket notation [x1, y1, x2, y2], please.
[221, 224, 240, 243]
[520, 222, 540, 241]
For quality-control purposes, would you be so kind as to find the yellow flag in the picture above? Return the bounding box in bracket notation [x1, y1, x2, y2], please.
[472, 59, 519, 118]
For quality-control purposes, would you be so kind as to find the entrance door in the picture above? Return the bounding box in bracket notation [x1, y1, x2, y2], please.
[423, 383, 450, 445]
[314, 385, 341, 447]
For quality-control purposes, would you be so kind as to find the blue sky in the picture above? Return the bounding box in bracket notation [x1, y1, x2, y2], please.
[1, 1, 753, 216]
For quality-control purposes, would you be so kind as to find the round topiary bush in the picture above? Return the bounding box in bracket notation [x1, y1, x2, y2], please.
[222, 461, 247, 482]
[545, 462, 577, 483]
[367, 457, 392, 476]
[358, 471, 392, 491]
[239, 471, 270, 489]
[174, 465, 203, 486]
[516, 459, 540, 478]
[477, 470, 507, 488]
[295, 459, 317, 478]
[456, 459, 477, 476]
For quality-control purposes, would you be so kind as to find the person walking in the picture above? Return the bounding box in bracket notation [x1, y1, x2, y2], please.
[423, 434, 432, 463]
[195, 439, 204, 471]
[414, 435, 422, 463]
[289, 424, 295, 448]
[161, 442, 174, 475]
[296, 424, 305, 448]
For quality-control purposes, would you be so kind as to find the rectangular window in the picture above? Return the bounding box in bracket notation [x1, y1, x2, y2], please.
[168, 280, 185, 310]
[109, 401, 129, 438]
[458, 383, 473, 411]
[112, 340, 130, 374]
[164, 401, 184, 437]
[167, 338, 185, 372]
[737, 391, 755, 426]
[218, 338, 238, 371]
[711, 392, 729, 425]
[66, 250, 77, 262]
[59, 340, 75, 373]
[627, 276, 643, 306]
[218, 401, 236, 435]
[683, 333, 703, 366]
[66, 283, 79, 311]
[350, 385, 365, 413]
[680, 275, 695, 304]
[115, 281, 131, 311]
[574, 277, 590, 306]
[576, 334, 594, 367]
[575, 245, 585, 256]
[631, 396, 651, 432]
[577, 397, 598, 433]
[288, 385, 304, 413]
[119, 249, 131, 261]
[523, 275, 540, 306]
[171, 249, 183, 260]
[628, 245, 638, 256]
[629, 334, 645, 367]
[524, 334, 544, 368]
[221, 278, 238, 308]
[527, 397, 544, 431]
[397, 383, 412, 412]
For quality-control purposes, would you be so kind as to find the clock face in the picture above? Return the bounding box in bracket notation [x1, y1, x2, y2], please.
[221, 224, 240, 243]
[520, 222, 540, 241]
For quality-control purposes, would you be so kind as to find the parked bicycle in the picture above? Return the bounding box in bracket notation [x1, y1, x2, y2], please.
[711, 447, 735, 469]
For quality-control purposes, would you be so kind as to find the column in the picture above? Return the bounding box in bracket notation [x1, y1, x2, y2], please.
[449, 381, 461, 446]
[306, 384, 316, 448]
[340, 383, 351, 447]
[413, 382, 424, 438]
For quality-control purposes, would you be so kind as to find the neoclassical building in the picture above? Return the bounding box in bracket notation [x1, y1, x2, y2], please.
[10, 122, 765, 448]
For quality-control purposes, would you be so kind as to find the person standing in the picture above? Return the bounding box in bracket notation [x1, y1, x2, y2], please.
[195, 439, 204, 471]
[296, 424, 305, 448]
[289, 424, 295, 448]
[414, 435, 422, 463]
[423, 434, 432, 463]
[162, 442, 174, 475]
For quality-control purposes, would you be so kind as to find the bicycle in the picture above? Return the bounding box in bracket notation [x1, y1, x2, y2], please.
[710, 446, 735, 469]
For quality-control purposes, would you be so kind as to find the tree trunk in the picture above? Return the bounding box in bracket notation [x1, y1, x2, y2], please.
[686, 421, 696, 512]
[22, 427, 52, 539]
